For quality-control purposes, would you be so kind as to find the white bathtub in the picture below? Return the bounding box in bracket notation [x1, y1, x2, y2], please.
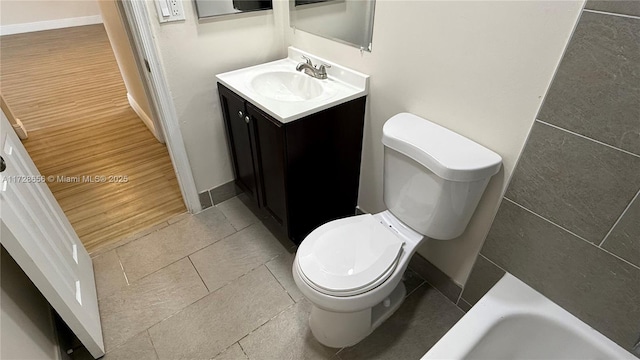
[423, 273, 636, 360]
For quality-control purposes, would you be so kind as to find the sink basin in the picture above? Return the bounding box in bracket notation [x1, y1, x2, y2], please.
[250, 71, 324, 102]
[216, 47, 369, 123]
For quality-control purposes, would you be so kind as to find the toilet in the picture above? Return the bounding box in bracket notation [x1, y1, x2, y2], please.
[292, 113, 503, 348]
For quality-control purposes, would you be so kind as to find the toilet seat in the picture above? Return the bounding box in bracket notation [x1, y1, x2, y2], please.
[297, 214, 404, 297]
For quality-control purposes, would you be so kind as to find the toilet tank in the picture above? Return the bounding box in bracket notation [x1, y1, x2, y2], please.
[381, 113, 502, 240]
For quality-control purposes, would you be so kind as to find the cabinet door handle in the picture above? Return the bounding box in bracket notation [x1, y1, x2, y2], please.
[244, 115, 250, 124]
[238, 110, 244, 118]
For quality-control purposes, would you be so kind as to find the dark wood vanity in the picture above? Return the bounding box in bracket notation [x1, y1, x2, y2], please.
[218, 83, 366, 244]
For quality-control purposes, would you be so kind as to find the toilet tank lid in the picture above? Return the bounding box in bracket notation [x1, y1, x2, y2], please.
[382, 113, 502, 182]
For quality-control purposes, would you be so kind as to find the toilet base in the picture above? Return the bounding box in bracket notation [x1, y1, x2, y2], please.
[309, 281, 407, 348]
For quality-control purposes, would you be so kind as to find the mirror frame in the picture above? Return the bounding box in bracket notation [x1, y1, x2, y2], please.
[290, 0, 376, 52]
[195, 0, 274, 19]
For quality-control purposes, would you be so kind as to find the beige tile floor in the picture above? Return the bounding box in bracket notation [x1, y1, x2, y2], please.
[83, 196, 463, 359]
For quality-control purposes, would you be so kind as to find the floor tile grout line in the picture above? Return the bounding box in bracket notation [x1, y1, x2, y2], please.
[117, 221, 282, 294]
[264, 255, 297, 303]
[89, 219, 171, 259]
[405, 280, 427, 299]
[146, 329, 162, 360]
[262, 258, 297, 306]
[239, 267, 424, 359]
[131, 264, 295, 358]
[236, 298, 346, 360]
[536, 119, 640, 159]
[101, 329, 150, 356]
[215, 196, 260, 232]
[115, 250, 130, 286]
[406, 267, 465, 308]
[208, 258, 282, 297]
[240, 261, 341, 357]
[599, 189, 639, 247]
[188, 255, 210, 293]
[105, 249, 270, 350]
[503, 197, 640, 271]
[114, 222, 244, 287]
[210, 341, 243, 360]
[105, 212, 181, 249]
[166, 211, 191, 225]
[236, 300, 298, 351]
[583, 8, 640, 20]
[458, 298, 472, 311]
[413, 273, 459, 307]
[237, 341, 250, 359]
[108, 286, 210, 352]
[115, 265, 268, 352]
[118, 252, 197, 287]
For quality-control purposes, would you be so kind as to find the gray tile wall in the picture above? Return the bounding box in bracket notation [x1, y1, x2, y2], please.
[460, 3, 640, 353]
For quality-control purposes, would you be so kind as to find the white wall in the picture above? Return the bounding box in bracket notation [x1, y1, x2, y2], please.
[0, 0, 101, 34]
[1, 245, 59, 360]
[285, 0, 584, 284]
[147, 0, 285, 192]
[99, 0, 157, 139]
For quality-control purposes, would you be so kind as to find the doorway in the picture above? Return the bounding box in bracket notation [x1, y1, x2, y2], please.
[0, 17, 186, 253]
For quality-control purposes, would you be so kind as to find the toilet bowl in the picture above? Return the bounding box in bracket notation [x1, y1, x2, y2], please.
[292, 211, 422, 347]
[293, 113, 502, 348]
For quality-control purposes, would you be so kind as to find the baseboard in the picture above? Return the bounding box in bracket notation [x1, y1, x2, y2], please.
[409, 252, 463, 304]
[12, 118, 29, 140]
[198, 191, 213, 210]
[127, 93, 164, 143]
[210, 181, 242, 205]
[199, 181, 243, 210]
[0, 15, 103, 36]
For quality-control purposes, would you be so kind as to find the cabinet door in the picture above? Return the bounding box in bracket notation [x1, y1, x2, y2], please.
[218, 86, 260, 203]
[247, 103, 287, 226]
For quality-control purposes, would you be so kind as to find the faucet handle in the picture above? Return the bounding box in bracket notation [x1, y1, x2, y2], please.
[315, 63, 331, 79]
[301, 55, 312, 65]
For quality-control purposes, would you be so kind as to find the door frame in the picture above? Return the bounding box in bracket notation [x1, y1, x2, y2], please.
[118, 0, 201, 213]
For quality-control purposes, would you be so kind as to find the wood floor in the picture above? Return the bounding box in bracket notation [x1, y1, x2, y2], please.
[0, 25, 186, 253]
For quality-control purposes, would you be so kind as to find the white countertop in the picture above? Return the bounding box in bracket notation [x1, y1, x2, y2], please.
[216, 47, 369, 124]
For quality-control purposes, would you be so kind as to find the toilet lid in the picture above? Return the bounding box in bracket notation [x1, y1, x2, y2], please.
[297, 214, 404, 296]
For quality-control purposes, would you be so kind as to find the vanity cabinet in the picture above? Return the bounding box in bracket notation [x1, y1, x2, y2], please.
[218, 83, 366, 244]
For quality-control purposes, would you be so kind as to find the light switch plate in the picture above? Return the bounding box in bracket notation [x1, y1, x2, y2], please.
[155, 0, 185, 23]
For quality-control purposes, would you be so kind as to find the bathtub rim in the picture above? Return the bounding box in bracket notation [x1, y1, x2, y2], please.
[422, 273, 635, 359]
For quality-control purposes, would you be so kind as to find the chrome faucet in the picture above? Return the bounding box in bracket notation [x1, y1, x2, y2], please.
[296, 55, 331, 80]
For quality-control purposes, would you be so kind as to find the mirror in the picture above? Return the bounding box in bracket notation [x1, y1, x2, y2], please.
[290, 0, 376, 51]
[195, 0, 273, 18]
